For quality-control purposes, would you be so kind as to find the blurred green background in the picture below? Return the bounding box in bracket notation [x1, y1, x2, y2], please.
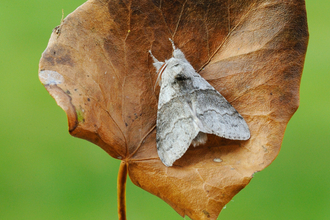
[0, 0, 328, 219]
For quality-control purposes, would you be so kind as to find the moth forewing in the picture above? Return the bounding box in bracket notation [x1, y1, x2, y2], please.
[151, 40, 250, 167]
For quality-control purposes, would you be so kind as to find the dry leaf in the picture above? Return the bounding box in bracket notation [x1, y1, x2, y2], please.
[39, 0, 308, 219]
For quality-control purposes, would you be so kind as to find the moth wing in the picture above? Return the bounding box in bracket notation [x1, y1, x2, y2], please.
[191, 75, 250, 140]
[157, 94, 200, 167]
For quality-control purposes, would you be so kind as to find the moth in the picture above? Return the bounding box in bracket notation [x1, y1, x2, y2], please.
[149, 39, 250, 167]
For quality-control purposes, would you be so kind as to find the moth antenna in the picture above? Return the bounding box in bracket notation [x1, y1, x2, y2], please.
[149, 50, 164, 72]
[149, 50, 159, 63]
[169, 38, 176, 51]
[168, 38, 186, 60]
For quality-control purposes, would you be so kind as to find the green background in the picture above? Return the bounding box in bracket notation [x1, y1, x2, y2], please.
[0, 0, 328, 219]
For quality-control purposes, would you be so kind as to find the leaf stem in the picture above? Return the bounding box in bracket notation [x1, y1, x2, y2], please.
[117, 161, 127, 220]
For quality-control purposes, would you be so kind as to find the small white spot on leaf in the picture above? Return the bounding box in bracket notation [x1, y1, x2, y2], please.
[213, 158, 222, 163]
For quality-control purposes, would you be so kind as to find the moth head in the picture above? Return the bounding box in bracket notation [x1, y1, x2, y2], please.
[155, 59, 186, 91]
[167, 60, 193, 89]
[166, 59, 185, 77]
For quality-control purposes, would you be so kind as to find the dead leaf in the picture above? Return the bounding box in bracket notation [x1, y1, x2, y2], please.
[38, 0, 308, 219]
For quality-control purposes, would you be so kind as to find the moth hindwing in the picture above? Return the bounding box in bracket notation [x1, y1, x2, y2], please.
[150, 39, 250, 167]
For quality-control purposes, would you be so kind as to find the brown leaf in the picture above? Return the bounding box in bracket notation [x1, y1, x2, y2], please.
[38, 0, 308, 219]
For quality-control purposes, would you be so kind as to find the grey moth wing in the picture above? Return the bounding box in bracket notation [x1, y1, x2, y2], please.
[192, 76, 251, 141]
[156, 84, 201, 167]
[151, 41, 250, 167]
